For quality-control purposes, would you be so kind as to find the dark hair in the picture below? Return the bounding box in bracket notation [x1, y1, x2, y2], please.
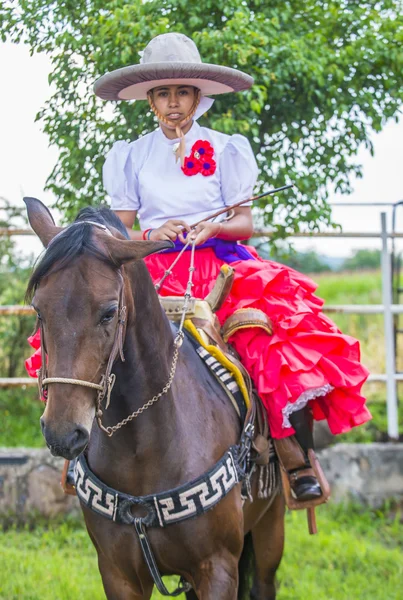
[75, 206, 129, 238]
[26, 206, 129, 301]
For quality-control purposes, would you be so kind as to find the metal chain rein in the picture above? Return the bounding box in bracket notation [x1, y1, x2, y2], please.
[97, 238, 197, 437]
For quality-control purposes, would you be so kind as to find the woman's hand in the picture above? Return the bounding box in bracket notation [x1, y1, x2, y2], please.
[190, 221, 222, 246]
[149, 219, 190, 243]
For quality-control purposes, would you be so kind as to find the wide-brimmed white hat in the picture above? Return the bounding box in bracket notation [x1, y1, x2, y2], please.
[94, 32, 254, 101]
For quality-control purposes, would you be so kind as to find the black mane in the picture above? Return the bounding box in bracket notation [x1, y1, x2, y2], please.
[26, 206, 129, 300]
[75, 206, 129, 238]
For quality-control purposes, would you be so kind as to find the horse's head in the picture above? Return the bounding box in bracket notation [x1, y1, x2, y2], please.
[25, 197, 171, 459]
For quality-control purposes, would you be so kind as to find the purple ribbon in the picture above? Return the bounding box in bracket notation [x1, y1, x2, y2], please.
[162, 238, 256, 263]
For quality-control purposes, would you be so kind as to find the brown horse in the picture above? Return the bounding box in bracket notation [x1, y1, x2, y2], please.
[25, 197, 285, 600]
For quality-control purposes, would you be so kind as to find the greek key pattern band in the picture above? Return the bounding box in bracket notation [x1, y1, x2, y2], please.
[75, 449, 241, 528]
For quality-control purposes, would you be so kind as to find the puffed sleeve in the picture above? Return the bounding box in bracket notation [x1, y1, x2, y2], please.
[103, 141, 140, 211]
[220, 134, 258, 206]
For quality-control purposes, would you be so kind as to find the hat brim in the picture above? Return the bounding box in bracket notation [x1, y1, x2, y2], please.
[94, 62, 253, 101]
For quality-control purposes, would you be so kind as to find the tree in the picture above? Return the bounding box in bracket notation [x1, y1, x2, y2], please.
[342, 248, 381, 271]
[1, 1, 403, 236]
[253, 239, 331, 273]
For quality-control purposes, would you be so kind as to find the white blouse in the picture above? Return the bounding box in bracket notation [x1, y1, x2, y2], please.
[103, 121, 258, 230]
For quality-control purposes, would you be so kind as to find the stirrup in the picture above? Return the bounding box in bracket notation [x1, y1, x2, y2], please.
[280, 449, 330, 534]
[61, 459, 77, 496]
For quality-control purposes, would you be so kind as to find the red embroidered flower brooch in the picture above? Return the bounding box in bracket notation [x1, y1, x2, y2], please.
[182, 140, 216, 177]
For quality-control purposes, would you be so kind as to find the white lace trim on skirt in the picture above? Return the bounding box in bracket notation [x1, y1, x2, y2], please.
[282, 384, 334, 429]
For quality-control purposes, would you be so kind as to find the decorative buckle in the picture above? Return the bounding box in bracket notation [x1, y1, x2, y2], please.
[174, 331, 184, 348]
[243, 423, 255, 443]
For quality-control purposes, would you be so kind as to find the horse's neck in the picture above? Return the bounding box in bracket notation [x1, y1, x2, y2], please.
[126, 260, 174, 390]
[88, 259, 240, 494]
[90, 260, 182, 465]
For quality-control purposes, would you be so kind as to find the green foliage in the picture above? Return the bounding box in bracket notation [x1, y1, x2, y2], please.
[0, 388, 44, 447]
[1, 2, 403, 232]
[254, 240, 331, 272]
[0, 200, 39, 444]
[0, 279, 36, 379]
[0, 198, 30, 270]
[0, 200, 36, 379]
[282, 250, 330, 273]
[338, 394, 403, 443]
[1, 504, 402, 599]
[315, 269, 385, 374]
[315, 269, 382, 305]
[343, 248, 381, 271]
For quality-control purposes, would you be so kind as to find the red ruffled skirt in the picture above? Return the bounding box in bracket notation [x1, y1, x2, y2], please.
[144, 245, 371, 439]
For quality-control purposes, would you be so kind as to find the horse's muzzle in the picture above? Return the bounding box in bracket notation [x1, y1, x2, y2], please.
[40, 418, 90, 460]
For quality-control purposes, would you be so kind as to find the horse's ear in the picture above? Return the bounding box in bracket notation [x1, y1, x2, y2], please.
[100, 234, 174, 264]
[23, 197, 63, 248]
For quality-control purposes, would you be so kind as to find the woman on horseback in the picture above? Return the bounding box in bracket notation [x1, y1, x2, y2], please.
[96, 32, 371, 501]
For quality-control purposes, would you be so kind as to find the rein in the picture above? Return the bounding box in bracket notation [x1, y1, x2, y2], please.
[97, 237, 197, 436]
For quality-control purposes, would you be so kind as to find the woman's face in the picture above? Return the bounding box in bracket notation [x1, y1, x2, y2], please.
[150, 85, 197, 124]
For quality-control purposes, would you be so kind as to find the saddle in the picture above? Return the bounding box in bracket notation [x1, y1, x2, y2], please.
[160, 264, 272, 452]
[159, 265, 330, 534]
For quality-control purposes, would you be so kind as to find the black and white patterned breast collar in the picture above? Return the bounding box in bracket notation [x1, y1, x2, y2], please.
[75, 446, 245, 528]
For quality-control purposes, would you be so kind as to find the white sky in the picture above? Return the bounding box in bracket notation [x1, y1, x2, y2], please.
[1, 41, 402, 259]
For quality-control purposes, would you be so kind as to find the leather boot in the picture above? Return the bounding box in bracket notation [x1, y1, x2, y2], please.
[288, 407, 322, 501]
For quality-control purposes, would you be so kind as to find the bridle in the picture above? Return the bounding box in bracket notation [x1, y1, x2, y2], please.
[40, 294, 126, 436]
[37, 221, 196, 438]
[38, 221, 129, 436]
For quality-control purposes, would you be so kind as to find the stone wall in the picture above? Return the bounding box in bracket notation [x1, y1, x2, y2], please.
[318, 443, 403, 507]
[0, 448, 79, 520]
[1, 443, 402, 520]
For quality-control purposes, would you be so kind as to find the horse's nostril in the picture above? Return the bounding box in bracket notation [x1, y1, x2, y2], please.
[66, 426, 89, 455]
[40, 417, 45, 434]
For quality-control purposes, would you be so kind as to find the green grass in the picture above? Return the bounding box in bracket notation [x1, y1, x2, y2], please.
[315, 270, 385, 372]
[1, 504, 401, 599]
[315, 269, 382, 305]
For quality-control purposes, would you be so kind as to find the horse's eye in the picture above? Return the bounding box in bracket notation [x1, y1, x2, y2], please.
[100, 308, 117, 325]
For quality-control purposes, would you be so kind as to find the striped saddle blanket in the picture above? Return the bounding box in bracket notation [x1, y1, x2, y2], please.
[183, 321, 248, 422]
